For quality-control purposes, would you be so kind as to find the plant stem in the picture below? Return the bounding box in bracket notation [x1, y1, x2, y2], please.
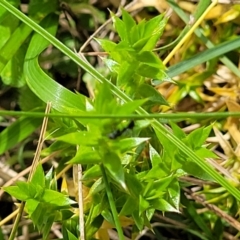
[8, 203, 25, 240]
[100, 164, 125, 240]
[2, 110, 240, 119]
[163, 0, 218, 65]
[77, 164, 85, 240]
[8, 103, 51, 239]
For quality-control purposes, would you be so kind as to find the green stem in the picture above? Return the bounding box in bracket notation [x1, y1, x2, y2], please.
[100, 164, 125, 240]
[9, 202, 25, 240]
[2, 110, 240, 119]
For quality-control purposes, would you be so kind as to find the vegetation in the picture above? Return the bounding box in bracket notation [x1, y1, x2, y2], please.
[0, 0, 240, 239]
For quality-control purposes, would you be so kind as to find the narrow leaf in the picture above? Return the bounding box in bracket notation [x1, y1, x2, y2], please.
[31, 163, 45, 187]
[103, 152, 126, 190]
[168, 36, 240, 77]
[24, 14, 86, 112]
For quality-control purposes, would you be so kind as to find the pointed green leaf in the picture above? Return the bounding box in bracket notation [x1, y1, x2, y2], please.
[122, 9, 135, 32]
[145, 175, 174, 199]
[186, 125, 212, 149]
[66, 230, 79, 240]
[149, 144, 162, 167]
[94, 83, 116, 114]
[111, 12, 128, 42]
[130, 20, 145, 46]
[118, 99, 147, 115]
[125, 172, 143, 198]
[139, 195, 150, 214]
[82, 165, 101, 181]
[96, 38, 117, 53]
[137, 84, 169, 106]
[116, 137, 149, 153]
[30, 202, 47, 230]
[88, 178, 105, 196]
[42, 214, 55, 240]
[31, 164, 45, 187]
[68, 146, 101, 164]
[133, 36, 151, 51]
[86, 214, 104, 240]
[120, 196, 137, 216]
[136, 51, 165, 68]
[170, 122, 186, 139]
[57, 131, 99, 146]
[195, 148, 217, 158]
[168, 181, 180, 210]
[132, 210, 144, 230]
[137, 63, 168, 80]
[150, 198, 179, 212]
[45, 167, 54, 189]
[3, 185, 29, 201]
[103, 152, 126, 189]
[25, 198, 39, 216]
[145, 163, 169, 179]
[17, 181, 44, 199]
[42, 189, 75, 206]
[141, 15, 167, 51]
[117, 61, 136, 88]
[144, 14, 165, 38]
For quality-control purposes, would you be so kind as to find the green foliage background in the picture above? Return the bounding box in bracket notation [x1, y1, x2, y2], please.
[1, 0, 240, 239]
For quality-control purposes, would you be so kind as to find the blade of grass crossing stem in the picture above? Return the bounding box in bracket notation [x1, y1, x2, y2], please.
[1, 1, 240, 201]
[167, 0, 240, 78]
[167, 36, 240, 77]
[158, 0, 211, 51]
[156, 0, 211, 51]
[2, 111, 240, 120]
[163, 0, 218, 65]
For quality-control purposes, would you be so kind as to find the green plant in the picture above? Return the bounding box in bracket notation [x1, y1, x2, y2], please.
[1, 0, 240, 239]
[4, 164, 75, 239]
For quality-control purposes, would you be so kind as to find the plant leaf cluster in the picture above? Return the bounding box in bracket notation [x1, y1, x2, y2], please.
[97, 9, 170, 106]
[1, 0, 240, 239]
[4, 165, 75, 239]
